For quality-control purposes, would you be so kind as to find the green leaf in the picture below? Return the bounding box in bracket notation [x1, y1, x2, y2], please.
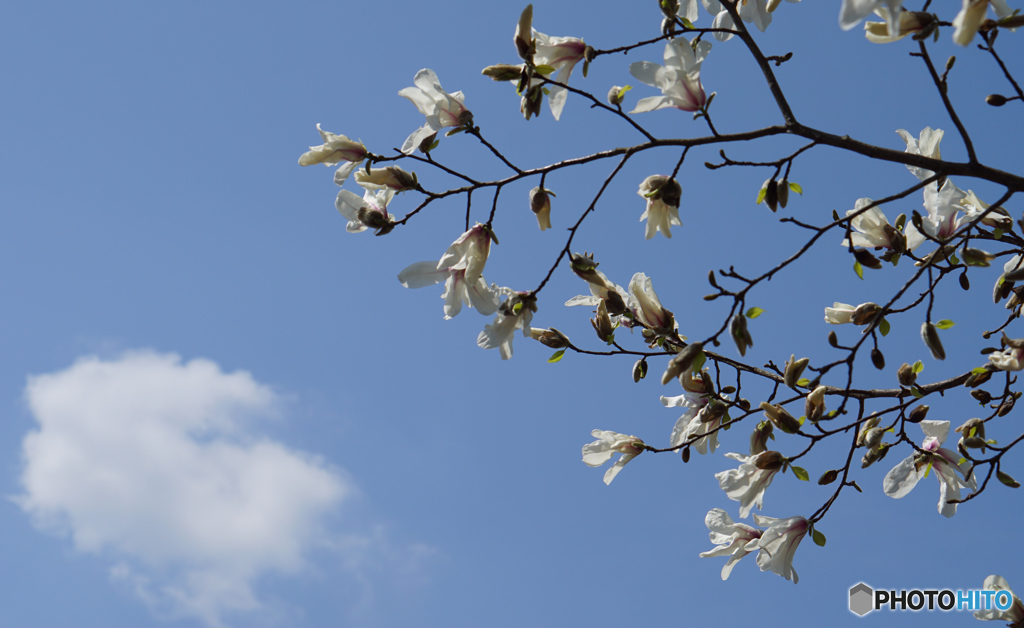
[934, 319, 955, 330]
[812, 529, 827, 547]
[680, 17, 694, 28]
[756, 188, 767, 205]
[547, 349, 566, 363]
[994, 228, 1004, 240]
[745, 307, 765, 319]
[972, 366, 989, 374]
[789, 182, 803, 195]
[923, 458, 933, 478]
[913, 360, 924, 374]
[791, 465, 810, 481]
[911, 386, 924, 399]
[891, 253, 900, 267]
[796, 377, 810, 387]
[879, 318, 891, 337]
[512, 302, 523, 315]
[534, 64, 556, 75]
[959, 457, 968, 465]
[854, 260, 864, 280]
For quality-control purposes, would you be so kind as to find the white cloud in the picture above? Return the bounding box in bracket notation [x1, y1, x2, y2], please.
[17, 350, 353, 627]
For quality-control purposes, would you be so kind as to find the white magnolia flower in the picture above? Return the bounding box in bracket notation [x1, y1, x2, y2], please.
[716, 451, 785, 518]
[841, 198, 907, 250]
[661, 371, 714, 452]
[335, 187, 396, 235]
[989, 344, 1024, 371]
[629, 37, 711, 113]
[839, 0, 903, 31]
[953, 0, 1013, 46]
[960, 190, 1013, 230]
[397, 225, 499, 319]
[637, 175, 683, 240]
[477, 291, 535, 359]
[582, 429, 645, 485]
[628, 272, 675, 332]
[883, 420, 976, 517]
[298, 123, 368, 186]
[399, 69, 471, 154]
[896, 127, 944, 181]
[354, 166, 418, 193]
[904, 179, 969, 250]
[533, 30, 588, 121]
[864, 8, 927, 43]
[824, 302, 855, 324]
[973, 575, 1024, 624]
[751, 514, 809, 583]
[699, 508, 763, 580]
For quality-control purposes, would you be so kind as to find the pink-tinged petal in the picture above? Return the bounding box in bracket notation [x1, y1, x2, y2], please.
[919, 420, 950, 445]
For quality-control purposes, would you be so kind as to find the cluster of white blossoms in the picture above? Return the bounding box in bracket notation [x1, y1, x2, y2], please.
[300, 0, 1024, 590]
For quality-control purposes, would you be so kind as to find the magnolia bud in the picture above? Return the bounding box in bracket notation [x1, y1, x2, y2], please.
[862, 427, 884, 450]
[852, 303, 881, 326]
[763, 179, 779, 212]
[730, 314, 754, 357]
[971, 389, 992, 404]
[828, 331, 839, 348]
[963, 247, 995, 267]
[702, 400, 727, 423]
[998, 396, 1016, 416]
[818, 469, 839, 485]
[960, 271, 971, 291]
[906, 405, 929, 424]
[590, 300, 615, 343]
[661, 342, 704, 385]
[482, 64, 525, 82]
[898, 363, 917, 387]
[921, 322, 946, 360]
[986, 94, 1009, 107]
[681, 446, 691, 463]
[760, 402, 801, 434]
[805, 385, 827, 423]
[857, 416, 880, 447]
[956, 417, 985, 440]
[632, 358, 648, 383]
[777, 178, 789, 209]
[962, 435, 988, 450]
[529, 327, 570, 349]
[749, 420, 774, 455]
[607, 85, 630, 106]
[753, 451, 785, 471]
[998, 470, 1021, 488]
[871, 348, 885, 370]
[861, 444, 889, 468]
[784, 355, 809, 388]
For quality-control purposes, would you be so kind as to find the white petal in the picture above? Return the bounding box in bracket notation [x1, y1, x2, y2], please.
[883, 455, 922, 498]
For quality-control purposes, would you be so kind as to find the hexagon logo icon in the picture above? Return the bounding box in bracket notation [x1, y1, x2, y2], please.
[850, 582, 874, 617]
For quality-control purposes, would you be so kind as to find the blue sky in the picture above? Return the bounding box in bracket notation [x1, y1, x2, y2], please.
[3, 1, 1024, 627]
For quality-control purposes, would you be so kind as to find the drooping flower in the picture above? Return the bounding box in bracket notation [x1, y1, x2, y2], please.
[335, 187, 396, 235]
[824, 302, 856, 324]
[840, 198, 907, 250]
[973, 575, 1024, 624]
[477, 290, 536, 359]
[661, 371, 717, 452]
[904, 179, 969, 250]
[716, 451, 785, 518]
[533, 31, 588, 121]
[530, 187, 552, 231]
[883, 420, 976, 517]
[297, 124, 368, 186]
[864, 8, 928, 43]
[582, 429, 645, 485]
[399, 69, 472, 154]
[637, 175, 683, 240]
[989, 334, 1024, 371]
[751, 514, 809, 583]
[354, 166, 418, 193]
[896, 127, 944, 181]
[839, 0, 903, 32]
[628, 272, 676, 333]
[699, 508, 763, 580]
[629, 37, 712, 114]
[953, 0, 1013, 46]
[564, 253, 631, 321]
[397, 225, 499, 319]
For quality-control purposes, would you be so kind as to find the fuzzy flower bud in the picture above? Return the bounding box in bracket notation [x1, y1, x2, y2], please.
[922, 322, 946, 360]
[661, 342, 704, 385]
[783, 355, 809, 388]
[529, 187, 553, 231]
[750, 420, 774, 456]
[760, 402, 801, 434]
